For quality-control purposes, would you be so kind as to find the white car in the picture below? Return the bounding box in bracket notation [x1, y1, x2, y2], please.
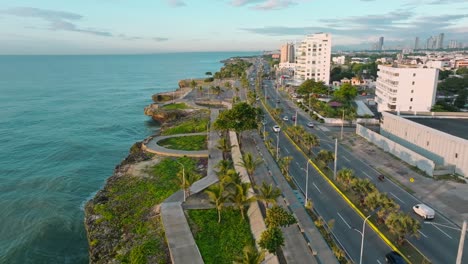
[283, 116, 289, 121]
[272, 125, 281, 132]
[307, 122, 314, 128]
[413, 204, 435, 220]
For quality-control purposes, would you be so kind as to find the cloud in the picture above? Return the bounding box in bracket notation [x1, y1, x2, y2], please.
[153, 37, 169, 42]
[427, 0, 467, 4]
[230, 0, 304, 10]
[0, 7, 112, 37]
[166, 0, 186, 7]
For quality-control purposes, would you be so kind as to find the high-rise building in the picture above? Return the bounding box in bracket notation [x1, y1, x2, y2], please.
[414, 37, 419, 50]
[375, 65, 439, 112]
[449, 40, 457, 49]
[280, 43, 295, 63]
[378, 36, 384, 51]
[436, 33, 444, 49]
[294, 33, 332, 84]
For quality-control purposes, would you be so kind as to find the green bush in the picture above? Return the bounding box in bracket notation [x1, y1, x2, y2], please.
[162, 117, 209, 135]
[158, 135, 207, 151]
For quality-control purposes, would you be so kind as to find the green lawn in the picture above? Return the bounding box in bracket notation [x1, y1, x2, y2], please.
[161, 103, 189, 110]
[158, 135, 207, 151]
[187, 208, 255, 264]
[91, 157, 198, 263]
[162, 117, 209, 135]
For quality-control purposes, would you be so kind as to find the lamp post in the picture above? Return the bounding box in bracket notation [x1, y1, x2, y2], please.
[305, 160, 309, 205]
[294, 110, 298, 127]
[176, 161, 186, 202]
[354, 208, 380, 264]
[341, 109, 345, 140]
[276, 132, 280, 160]
[334, 138, 338, 180]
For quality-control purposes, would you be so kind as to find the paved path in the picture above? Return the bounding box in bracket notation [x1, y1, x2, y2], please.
[242, 131, 338, 264]
[160, 110, 221, 264]
[145, 132, 209, 158]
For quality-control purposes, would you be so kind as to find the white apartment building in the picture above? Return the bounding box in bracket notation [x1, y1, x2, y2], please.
[375, 65, 439, 112]
[332, 55, 345, 65]
[294, 33, 331, 84]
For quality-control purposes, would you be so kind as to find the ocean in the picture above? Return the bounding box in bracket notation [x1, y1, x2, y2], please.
[0, 52, 259, 263]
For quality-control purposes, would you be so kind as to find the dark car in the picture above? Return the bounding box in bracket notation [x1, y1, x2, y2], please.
[385, 251, 406, 264]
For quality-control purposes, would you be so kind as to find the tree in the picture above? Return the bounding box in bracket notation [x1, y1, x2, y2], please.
[439, 70, 452, 80]
[265, 205, 297, 228]
[364, 190, 384, 211]
[205, 183, 228, 223]
[230, 182, 256, 220]
[454, 90, 468, 109]
[258, 227, 284, 254]
[205, 71, 212, 76]
[216, 137, 233, 160]
[238, 152, 263, 177]
[350, 178, 375, 197]
[213, 102, 261, 135]
[297, 79, 328, 96]
[385, 212, 421, 245]
[457, 68, 468, 75]
[336, 168, 355, 190]
[316, 149, 335, 169]
[304, 133, 319, 154]
[233, 245, 265, 264]
[256, 182, 281, 208]
[333, 83, 358, 103]
[190, 79, 197, 89]
[215, 159, 233, 177]
[278, 156, 293, 175]
[376, 194, 399, 223]
[177, 170, 202, 196]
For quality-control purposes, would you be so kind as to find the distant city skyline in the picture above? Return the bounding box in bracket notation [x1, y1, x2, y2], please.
[0, 0, 467, 54]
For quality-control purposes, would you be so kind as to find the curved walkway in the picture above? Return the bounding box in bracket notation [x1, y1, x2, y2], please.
[143, 132, 209, 158]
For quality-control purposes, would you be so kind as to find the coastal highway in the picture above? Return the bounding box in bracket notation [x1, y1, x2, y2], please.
[260, 74, 467, 263]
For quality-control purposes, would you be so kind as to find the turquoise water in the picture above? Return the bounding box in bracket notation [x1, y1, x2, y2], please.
[0, 52, 258, 263]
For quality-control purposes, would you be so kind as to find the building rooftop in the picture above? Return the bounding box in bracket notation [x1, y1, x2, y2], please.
[406, 117, 468, 140]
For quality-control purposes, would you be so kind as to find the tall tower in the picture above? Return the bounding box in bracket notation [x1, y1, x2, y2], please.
[437, 33, 444, 49]
[294, 33, 332, 84]
[379, 36, 384, 51]
[414, 37, 419, 50]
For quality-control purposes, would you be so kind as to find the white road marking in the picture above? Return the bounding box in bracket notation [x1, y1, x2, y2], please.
[418, 230, 428, 238]
[285, 148, 290, 154]
[433, 224, 453, 239]
[295, 161, 300, 167]
[313, 182, 322, 193]
[363, 171, 373, 179]
[390, 192, 406, 204]
[377, 260, 382, 264]
[337, 212, 351, 229]
[343, 156, 350, 162]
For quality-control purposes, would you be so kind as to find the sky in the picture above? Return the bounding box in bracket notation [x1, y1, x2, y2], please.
[0, 0, 467, 54]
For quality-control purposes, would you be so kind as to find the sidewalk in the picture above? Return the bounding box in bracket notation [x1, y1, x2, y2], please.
[242, 131, 338, 264]
[144, 132, 209, 158]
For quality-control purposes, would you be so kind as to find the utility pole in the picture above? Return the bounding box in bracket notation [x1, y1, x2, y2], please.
[334, 138, 338, 180]
[341, 109, 344, 140]
[276, 132, 280, 160]
[294, 110, 298, 126]
[305, 160, 309, 205]
[456, 220, 467, 264]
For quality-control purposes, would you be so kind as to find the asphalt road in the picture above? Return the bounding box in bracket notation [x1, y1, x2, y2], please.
[260, 72, 467, 264]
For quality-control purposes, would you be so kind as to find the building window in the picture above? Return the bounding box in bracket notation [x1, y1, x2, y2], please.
[411, 90, 414, 93]
[410, 98, 413, 102]
[317, 73, 320, 76]
[427, 141, 429, 146]
[455, 153, 458, 158]
[413, 73, 416, 77]
[409, 106, 412, 110]
[412, 81, 415, 85]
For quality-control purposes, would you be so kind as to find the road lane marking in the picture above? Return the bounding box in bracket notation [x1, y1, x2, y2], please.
[295, 161, 300, 167]
[418, 230, 428, 238]
[343, 156, 350, 162]
[285, 148, 290, 154]
[432, 224, 453, 239]
[337, 212, 351, 229]
[313, 182, 322, 194]
[363, 171, 373, 179]
[377, 260, 382, 264]
[389, 192, 406, 204]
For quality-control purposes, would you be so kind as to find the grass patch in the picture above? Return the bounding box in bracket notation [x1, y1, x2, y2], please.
[158, 135, 207, 151]
[161, 102, 189, 110]
[90, 157, 199, 263]
[162, 117, 209, 135]
[187, 208, 255, 264]
[152, 94, 173, 103]
[434, 174, 466, 183]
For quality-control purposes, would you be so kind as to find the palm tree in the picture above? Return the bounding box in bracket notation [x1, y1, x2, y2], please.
[316, 149, 335, 169]
[238, 152, 263, 177]
[216, 137, 233, 160]
[304, 133, 319, 154]
[350, 178, 375, 196]
[336, 168, 355, 190]
[377, 194, 400, 223]
[215, 159, 233, 177]
[279, 156, 293, 175]
[177, 170, 202, 196]
[385, 212, 421, 245]
[205, 183, 228, 223]
[256, 181, 281, 208]
[364, 190, 384, 211]
[230, 182, 256, 219]
[233, 245, 265, 264]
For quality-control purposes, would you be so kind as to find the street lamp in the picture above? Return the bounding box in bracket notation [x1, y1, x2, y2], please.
[276, 132, 280, 160]
[354, 207, 380, 264]
[176, 161, 186, 202]
[294, 110, 298, 127]
[262, 120, 267, 140]
[305, 159, 310, 205]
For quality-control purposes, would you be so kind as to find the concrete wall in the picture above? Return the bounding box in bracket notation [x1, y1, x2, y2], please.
[381, 112, 468, 177]
[356, 124, 435, 176]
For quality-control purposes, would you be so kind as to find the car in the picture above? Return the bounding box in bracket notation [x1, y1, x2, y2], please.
[413, 204, 435, 220]
[291, 116, 296, 121]
[385, 251, 406, 264]
[276, 99, 280, 103]
[307, 122, 314, 128]
[272, 125, 281, 132]
[283, 116, 289, 121]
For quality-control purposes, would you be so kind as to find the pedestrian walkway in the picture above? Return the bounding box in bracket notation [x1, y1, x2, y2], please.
[144, 132, 209, 158]
[242, 131, 338, 264]
[160, 109, 221, 264]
